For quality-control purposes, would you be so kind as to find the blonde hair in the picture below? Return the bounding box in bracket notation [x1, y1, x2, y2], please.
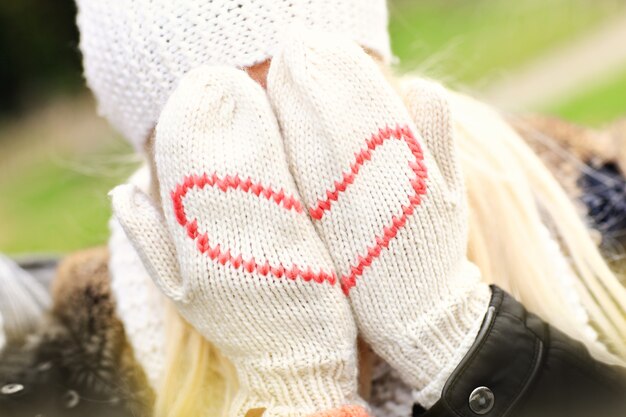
[449, 91, 626, 359]
[154, 303, 237, 417]
[153, 75, 626, 417]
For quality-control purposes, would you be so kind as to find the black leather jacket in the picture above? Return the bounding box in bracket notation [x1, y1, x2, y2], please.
[414, 286, 626, 417]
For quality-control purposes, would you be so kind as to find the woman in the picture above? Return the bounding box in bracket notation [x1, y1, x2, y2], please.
[66, 0, 626, 416]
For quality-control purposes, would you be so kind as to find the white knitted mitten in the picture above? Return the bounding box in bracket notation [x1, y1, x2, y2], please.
[268, 34, 491, 407]
[110, 67, 368, 417]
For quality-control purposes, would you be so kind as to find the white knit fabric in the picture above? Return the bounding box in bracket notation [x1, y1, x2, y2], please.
[75, 0, 391, 149]
[108, 166, 167, 390]
[111, 67, 366, 417]
[370, 361, 413, 417]
[267, 33, 491, 408]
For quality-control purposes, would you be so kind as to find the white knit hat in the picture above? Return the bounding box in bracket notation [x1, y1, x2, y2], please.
[75, 0, 392, 149]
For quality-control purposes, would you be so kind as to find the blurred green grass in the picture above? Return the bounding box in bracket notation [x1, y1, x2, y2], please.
[1, 0, 626, 254]
[0, 126, 136, 253]
[0, 158, 117, 253]
[389, 0, 625, 84]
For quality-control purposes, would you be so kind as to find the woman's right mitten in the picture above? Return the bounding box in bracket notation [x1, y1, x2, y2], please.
[111, 67, 367, 417]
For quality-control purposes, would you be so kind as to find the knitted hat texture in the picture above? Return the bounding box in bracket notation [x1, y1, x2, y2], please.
[75, 0, 391, 149]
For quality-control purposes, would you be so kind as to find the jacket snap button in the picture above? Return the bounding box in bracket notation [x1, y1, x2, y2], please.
[469, 386, 495, 414]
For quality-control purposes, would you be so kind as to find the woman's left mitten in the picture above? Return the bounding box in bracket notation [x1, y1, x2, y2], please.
[269, 34, 491, 408]
[111, 67, 368, 417]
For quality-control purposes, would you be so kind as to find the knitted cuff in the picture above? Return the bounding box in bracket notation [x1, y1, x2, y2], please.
[234, 350, 362, 416]
[410, 282, 492, 408]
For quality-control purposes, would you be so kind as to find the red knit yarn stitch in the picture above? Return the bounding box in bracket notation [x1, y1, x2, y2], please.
[307, 125, 428, 294]
[170, 124, 426, 293]
[171, 173, 336, 286]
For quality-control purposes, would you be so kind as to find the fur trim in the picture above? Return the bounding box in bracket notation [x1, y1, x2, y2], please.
[510, 114, 626, 246]
[0, 248, 154, 417]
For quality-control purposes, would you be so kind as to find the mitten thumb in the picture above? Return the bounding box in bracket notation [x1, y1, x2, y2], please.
[402, 78, 464, 196]
[109, 184, 188, 303]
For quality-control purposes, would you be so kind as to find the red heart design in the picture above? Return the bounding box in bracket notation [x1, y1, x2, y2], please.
[170, 124, 426, 294]
[171, 173, 337, 285]
[307, 125, 427, 294]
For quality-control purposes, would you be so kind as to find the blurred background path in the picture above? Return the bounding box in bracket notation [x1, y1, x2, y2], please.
[485, 12, 626, 109]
